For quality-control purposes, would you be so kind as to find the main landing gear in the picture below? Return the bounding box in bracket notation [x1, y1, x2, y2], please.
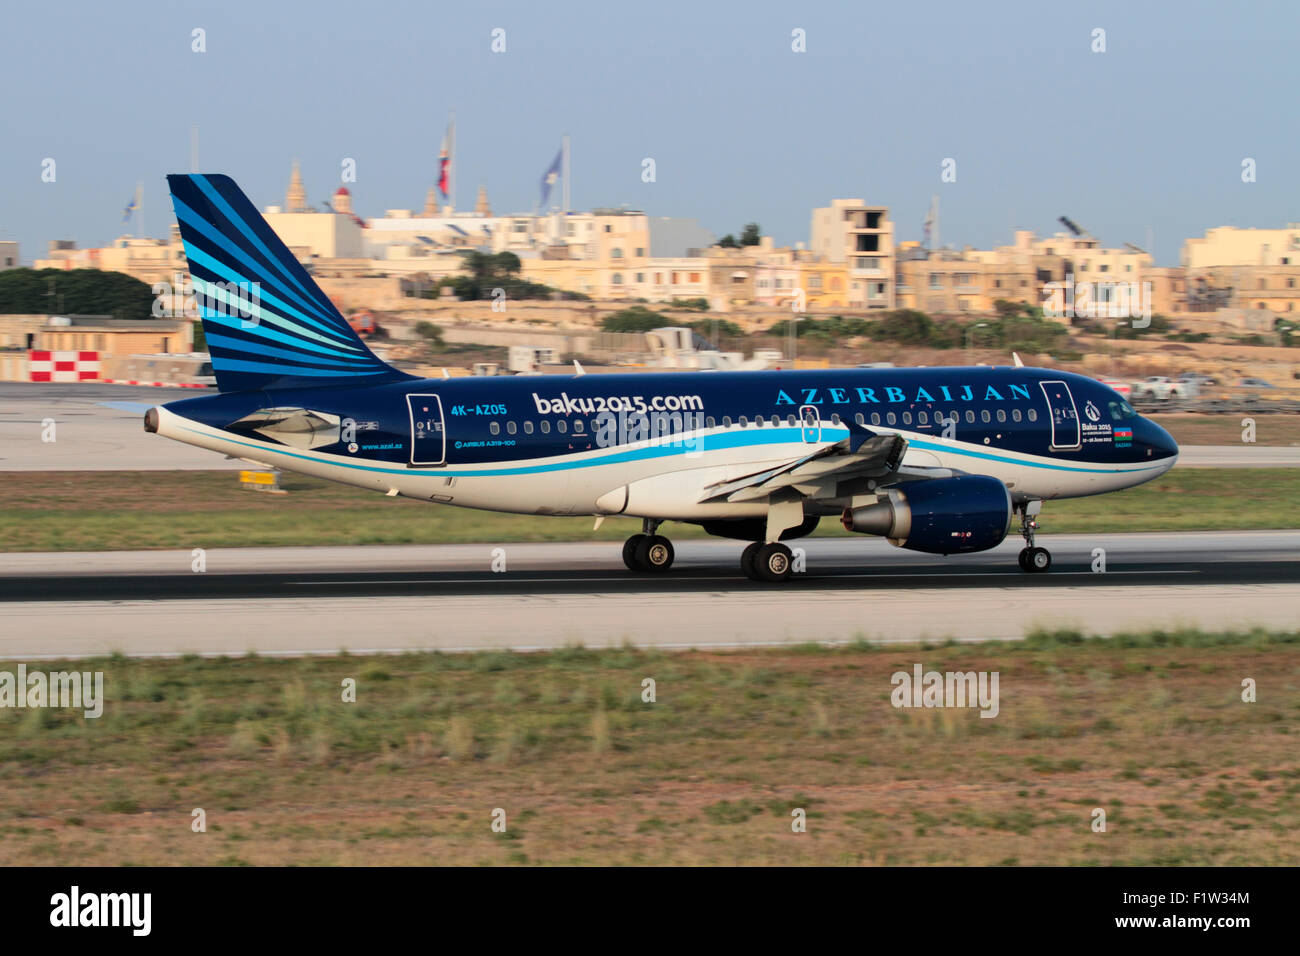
[1016, 502, 1051, 573]
[741, 541, 794, 583]
[622, 520, 675, 573]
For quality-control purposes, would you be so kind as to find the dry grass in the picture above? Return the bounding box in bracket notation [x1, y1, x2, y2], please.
[2, 466, 1297, 552]
[0, 629, 1296, 866]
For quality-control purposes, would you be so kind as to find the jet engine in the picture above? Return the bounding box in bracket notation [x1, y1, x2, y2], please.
[841, 475, 1012, 555]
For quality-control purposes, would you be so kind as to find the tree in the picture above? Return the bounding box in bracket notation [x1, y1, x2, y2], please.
[491, 251, 521, 275]
[601, 306, 665, 333]
[716, 234, 739, 249]
[740, 223, 761, 246]
[871, 309, 934, 345]
[0, 268, 155, 320]
[414, 320, 445, 347]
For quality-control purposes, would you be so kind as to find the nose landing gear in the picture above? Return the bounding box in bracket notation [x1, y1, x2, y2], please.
[1016, 501, 1051, 573]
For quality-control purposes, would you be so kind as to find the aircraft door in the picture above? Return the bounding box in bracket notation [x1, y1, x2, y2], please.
[800, 404, 821, 443]
[407, 393, 446, 465]
[1039, 380, 1081, 450]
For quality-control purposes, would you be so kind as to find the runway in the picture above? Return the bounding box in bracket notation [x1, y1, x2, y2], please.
[0, 382, 240, 470]
[2, 532, 1297, 659]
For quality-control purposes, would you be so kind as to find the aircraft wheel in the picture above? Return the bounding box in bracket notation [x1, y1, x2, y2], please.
[756, 543, 794, 583]
[1017, 548, 1031, 572]
[741, 542, 763, 581]
[1025, 546, 1052, 573]
[635, 534, 674, 572]
[622, 534, 647, 571]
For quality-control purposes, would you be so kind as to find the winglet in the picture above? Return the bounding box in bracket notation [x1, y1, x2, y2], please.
[1012, 351, 1024, 368]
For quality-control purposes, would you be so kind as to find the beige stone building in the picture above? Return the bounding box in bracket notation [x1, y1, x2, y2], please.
[1181, 225, 1300, 315]
[35, 232, 189, 287]
[809, 199, 894, 309]
[0, 314, 193, 354]
[0, 241, 19, 270]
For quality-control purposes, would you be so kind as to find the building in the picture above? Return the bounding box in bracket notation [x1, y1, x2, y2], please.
[0, 313, 193, 354]
[1181, 225, 1300, 314]
[34, 232, 189, 287]
[0, 241, 19, 270]
[809, 199, 894, 309]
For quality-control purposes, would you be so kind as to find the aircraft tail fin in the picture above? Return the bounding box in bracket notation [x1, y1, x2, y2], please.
[166, 173, 412, 393]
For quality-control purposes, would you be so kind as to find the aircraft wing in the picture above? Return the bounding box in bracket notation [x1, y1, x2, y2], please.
[699, 430, 908, 504]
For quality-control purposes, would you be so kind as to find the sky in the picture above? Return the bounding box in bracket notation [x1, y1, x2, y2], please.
[1, 0, 1297, 266]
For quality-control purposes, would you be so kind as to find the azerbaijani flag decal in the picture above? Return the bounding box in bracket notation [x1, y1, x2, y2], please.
[1114, 426, 1133, 445]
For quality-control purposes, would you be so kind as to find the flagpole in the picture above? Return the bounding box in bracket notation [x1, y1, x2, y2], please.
[561, 133, 570, 214]
[449, 108, 457, 213]
[136, 181, 143, 239]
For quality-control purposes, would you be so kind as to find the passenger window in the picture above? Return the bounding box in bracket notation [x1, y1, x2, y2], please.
[855, 413, 865, 425]
[1028, 409, 1038, 422]
[1012, 409, 1021, 422]
[830, 413, 841, 425]
[981, 409, 991, 423]
[997, 409, 1006, 423]
[886, 412, 896, 425]
[574, 419, 585, 433]
[489, 422, 500, 435]
[902, 411, 912, 425]
[870, 412, 881, 425]
[523, 421, 534, 434]
[787, 414, 797, 426]
[755, 416, 764, 427]
[771, 415, 780, 427]
[918, 411, 928, 425]
[722, 416, 732, 427]
[557, 420, 567, 433]
[706, 416, 715, 428]
[965, 410, 975, 424]
[739, 416, 749, 427]
[540, 420, 551, 434]
[506, 421, 517, 435]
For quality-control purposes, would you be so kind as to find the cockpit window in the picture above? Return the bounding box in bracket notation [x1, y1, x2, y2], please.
[1108, 400, 1138, 421]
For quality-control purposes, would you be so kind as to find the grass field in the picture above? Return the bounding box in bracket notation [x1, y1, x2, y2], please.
[0, 629, 1295, 865]
[1, 467, 1297, 552]
[1149, 414, 1300, 446]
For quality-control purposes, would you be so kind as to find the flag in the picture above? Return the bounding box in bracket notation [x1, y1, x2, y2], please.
[122, 188, 140, 223]
[539, 147, 562, 209]
[437, 117, 454, 200]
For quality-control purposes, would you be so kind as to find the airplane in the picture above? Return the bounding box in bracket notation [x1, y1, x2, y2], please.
[145, 174, 1180, 583]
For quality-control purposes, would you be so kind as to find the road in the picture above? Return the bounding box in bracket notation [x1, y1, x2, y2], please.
[2, 532, 1296, 659]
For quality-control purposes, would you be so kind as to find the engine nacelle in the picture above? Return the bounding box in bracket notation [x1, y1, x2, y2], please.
[840, 475, 1012, 555]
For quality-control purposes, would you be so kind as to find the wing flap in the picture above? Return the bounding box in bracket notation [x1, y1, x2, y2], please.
[699, 433, 907, 503]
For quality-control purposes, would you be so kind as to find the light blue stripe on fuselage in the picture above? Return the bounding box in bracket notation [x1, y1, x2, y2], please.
[180, 421, 1171, 480]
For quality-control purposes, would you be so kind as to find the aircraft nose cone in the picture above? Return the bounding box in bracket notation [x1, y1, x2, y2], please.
[1144, 419, 1178, 463]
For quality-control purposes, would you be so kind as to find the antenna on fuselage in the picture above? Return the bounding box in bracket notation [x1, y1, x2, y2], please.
[1012, 352, 1024, 368]
[573, 359, 586, 376]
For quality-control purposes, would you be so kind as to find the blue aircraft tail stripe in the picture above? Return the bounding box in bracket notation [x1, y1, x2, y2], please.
[186, 260, 367, 355]
[167, 173, 411, 392]
[171, 193, 353, 342]
[202, 332, 384, 370]
[190, 174, 332, 320]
